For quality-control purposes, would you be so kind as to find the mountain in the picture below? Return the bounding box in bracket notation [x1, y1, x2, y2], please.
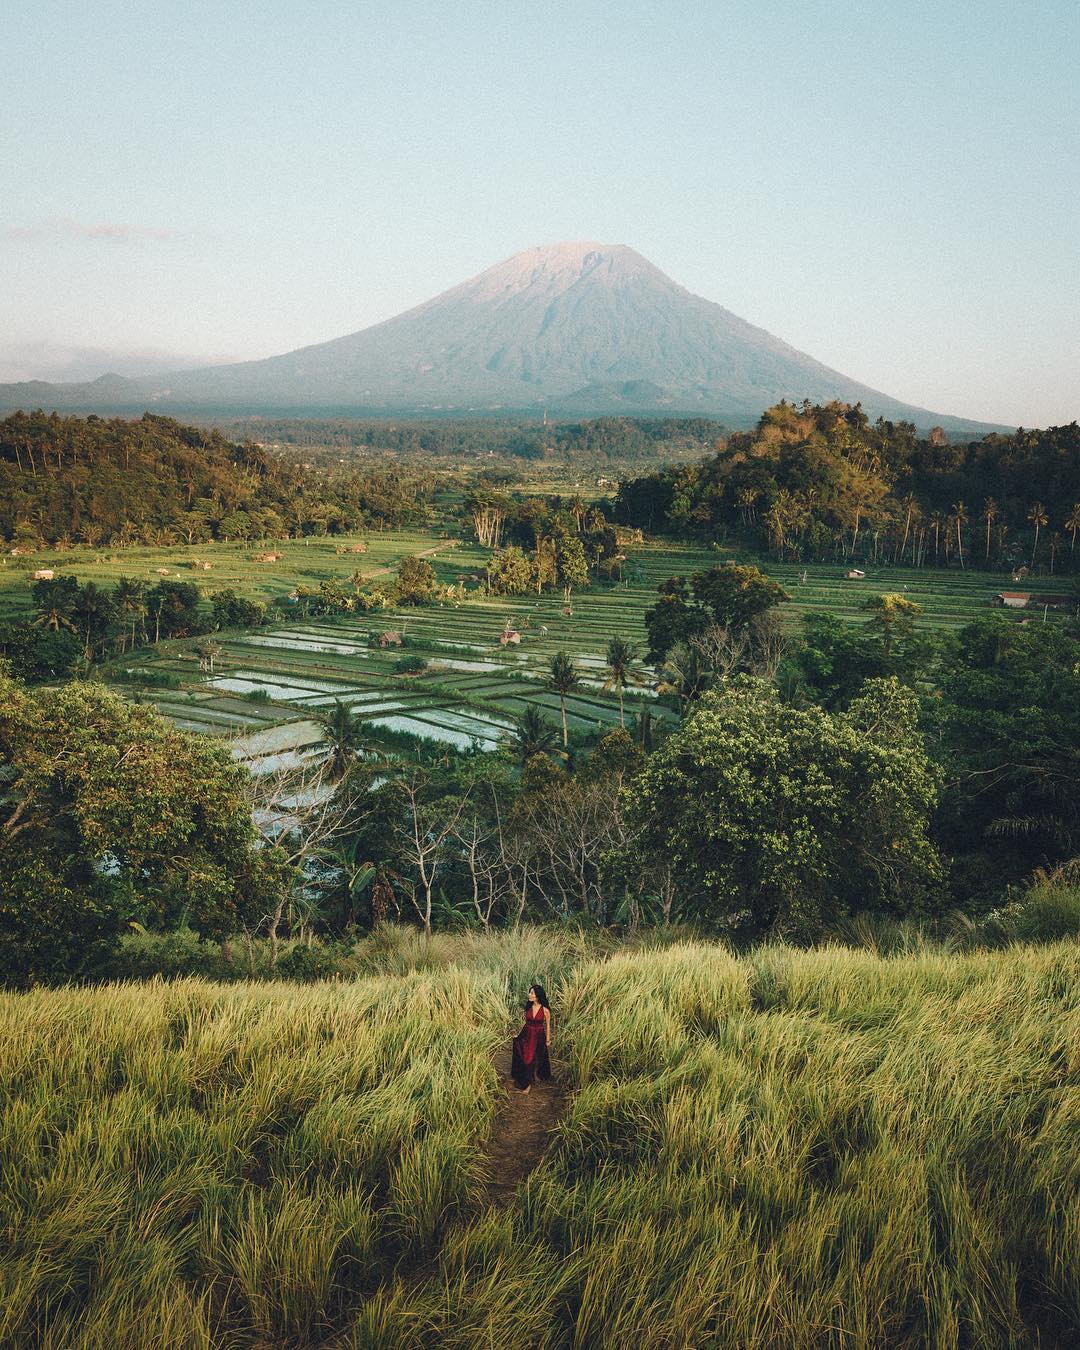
[0, 243, 1004, 431]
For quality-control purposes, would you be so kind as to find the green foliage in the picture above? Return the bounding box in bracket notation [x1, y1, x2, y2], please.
[645, 563, 787, 661]
[935, 616, 1080, 896]
[615, 400, 1080, 571]
[628, 677, 944, 938]
[0, 620, 81, 682]
[393, 653, 428, 674]
[485, 544, 534, 595]
[792, 605, 935, 709]
[0, 411, 430, 546]
[547, 650, 580, 748]
[212, 587, 267, 630]
[1010, 882, 1080, 942]
[146, 578, 203, 640]
[509, 705, 559, 765]
[0, 676, 267, 983]
[396, 554, 438, 604]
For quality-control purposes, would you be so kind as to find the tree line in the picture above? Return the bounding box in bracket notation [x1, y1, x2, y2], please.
[614, 401, 1080, 571]
[0, 411, 432, 547]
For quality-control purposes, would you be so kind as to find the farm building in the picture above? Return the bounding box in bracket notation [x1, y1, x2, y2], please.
[32, 568, 55, 580]
[992, 592, 1070, 610]
[499, 629, 522, 646]
[846, 569, 866, 579]
[253, 551, 283, 563]
[379, 630, 403, 648]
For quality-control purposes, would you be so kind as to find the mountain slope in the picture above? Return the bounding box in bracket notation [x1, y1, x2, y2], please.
[0, 243, 1004, 430]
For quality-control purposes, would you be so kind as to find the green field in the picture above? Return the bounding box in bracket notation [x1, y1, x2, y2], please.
[5, 529, 1074, 754]
[2, 929, 1077, 1347]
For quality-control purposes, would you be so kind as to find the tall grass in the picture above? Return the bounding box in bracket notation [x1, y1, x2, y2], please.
[0, 971, 505, 1345]
[360, 939, 1080, 1348]
[2, 935, 1078, 1346]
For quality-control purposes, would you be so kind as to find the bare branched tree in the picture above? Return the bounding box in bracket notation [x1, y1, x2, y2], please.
[396, 775, 471, 931]
[245, 755, 362, 963]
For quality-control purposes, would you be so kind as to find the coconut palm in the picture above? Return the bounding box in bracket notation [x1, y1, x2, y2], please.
[547, 650, 579, 748]
[510, 705, 559, 765]
[982, 498, 998, 563]
[321, 699, 365, 778]
[1028, 502, 1048, 564]
[952, 501, 967, 569]
[657, 641, 708, 707]
[929, 511, 944, 566]
[1065, 503, 1080, 559]
[74, 583, 114, 662]
[603, 636, 639, 726]
[114, 576, 147, 653]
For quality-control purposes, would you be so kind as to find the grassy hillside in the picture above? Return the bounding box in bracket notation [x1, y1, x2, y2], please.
[2, 931, 1077, 1347]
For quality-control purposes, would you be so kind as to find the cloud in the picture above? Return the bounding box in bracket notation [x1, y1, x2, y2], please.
[4, 216, 177, 243]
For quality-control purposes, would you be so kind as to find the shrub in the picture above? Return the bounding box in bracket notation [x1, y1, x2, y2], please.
[394, 654, 428, 675]
[105, 927, 226, 979]
[1011, 882, 1080, 942]
[276, 941, 343, 981]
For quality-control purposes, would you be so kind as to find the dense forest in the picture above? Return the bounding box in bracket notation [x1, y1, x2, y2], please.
[615, 401, 1080, 571]
[204, 414, 726, 463]
[0, 411, 433, 547]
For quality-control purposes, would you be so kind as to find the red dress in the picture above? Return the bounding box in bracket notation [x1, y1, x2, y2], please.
[511, 1003, 551, 1088]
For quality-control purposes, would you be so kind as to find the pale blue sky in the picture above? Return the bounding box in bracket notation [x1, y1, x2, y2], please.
[2, 0, 1077, 425]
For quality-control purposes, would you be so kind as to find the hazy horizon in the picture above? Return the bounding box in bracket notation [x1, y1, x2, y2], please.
[3, 1, 1077, 428]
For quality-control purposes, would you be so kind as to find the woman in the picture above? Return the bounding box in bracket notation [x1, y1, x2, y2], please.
[511, 984, 552, 1093]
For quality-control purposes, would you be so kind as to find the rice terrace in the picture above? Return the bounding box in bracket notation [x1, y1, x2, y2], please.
[3, 3, 1080, 1345]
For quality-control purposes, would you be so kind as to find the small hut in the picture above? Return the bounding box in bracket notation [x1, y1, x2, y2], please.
[191, 559, 214, 571]
[379, 630, 403, 648]
[253, 551, 283, 563]
[32, 568, 54, 580]
[347, 542, 368, 554]
[845, 569, 866, 579]
[499, 629, 522, 647]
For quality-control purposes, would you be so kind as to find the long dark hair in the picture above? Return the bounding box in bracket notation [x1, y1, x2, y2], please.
[526, 983, 551, 1011]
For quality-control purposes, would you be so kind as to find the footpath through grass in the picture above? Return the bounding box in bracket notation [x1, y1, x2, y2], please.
[2, 930, 1077, 1347]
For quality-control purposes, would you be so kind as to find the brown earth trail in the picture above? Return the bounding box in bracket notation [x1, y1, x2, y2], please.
[479, 1047, 569, 1208]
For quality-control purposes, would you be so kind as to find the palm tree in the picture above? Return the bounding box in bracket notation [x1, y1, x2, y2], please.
[1066, 503, 1080, 560]
[657, 641, 708, 707]
[321, 699, 364, 778]
[547, 651, 579, 748]
[982, 498, 998, 563]
[952, 501, 967, 569]
[74, 583, 114, 662]
[510, 705, 558, 765]
[603, 636, 638, 726]
[1028, 502, 1048, 564]
[929, 512, 944, 566]
[114, 576, 146, 653]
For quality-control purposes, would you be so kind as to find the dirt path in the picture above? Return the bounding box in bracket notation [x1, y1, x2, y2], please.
[362, 542, 450, 580]
[480, 1047, 570, 1208]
